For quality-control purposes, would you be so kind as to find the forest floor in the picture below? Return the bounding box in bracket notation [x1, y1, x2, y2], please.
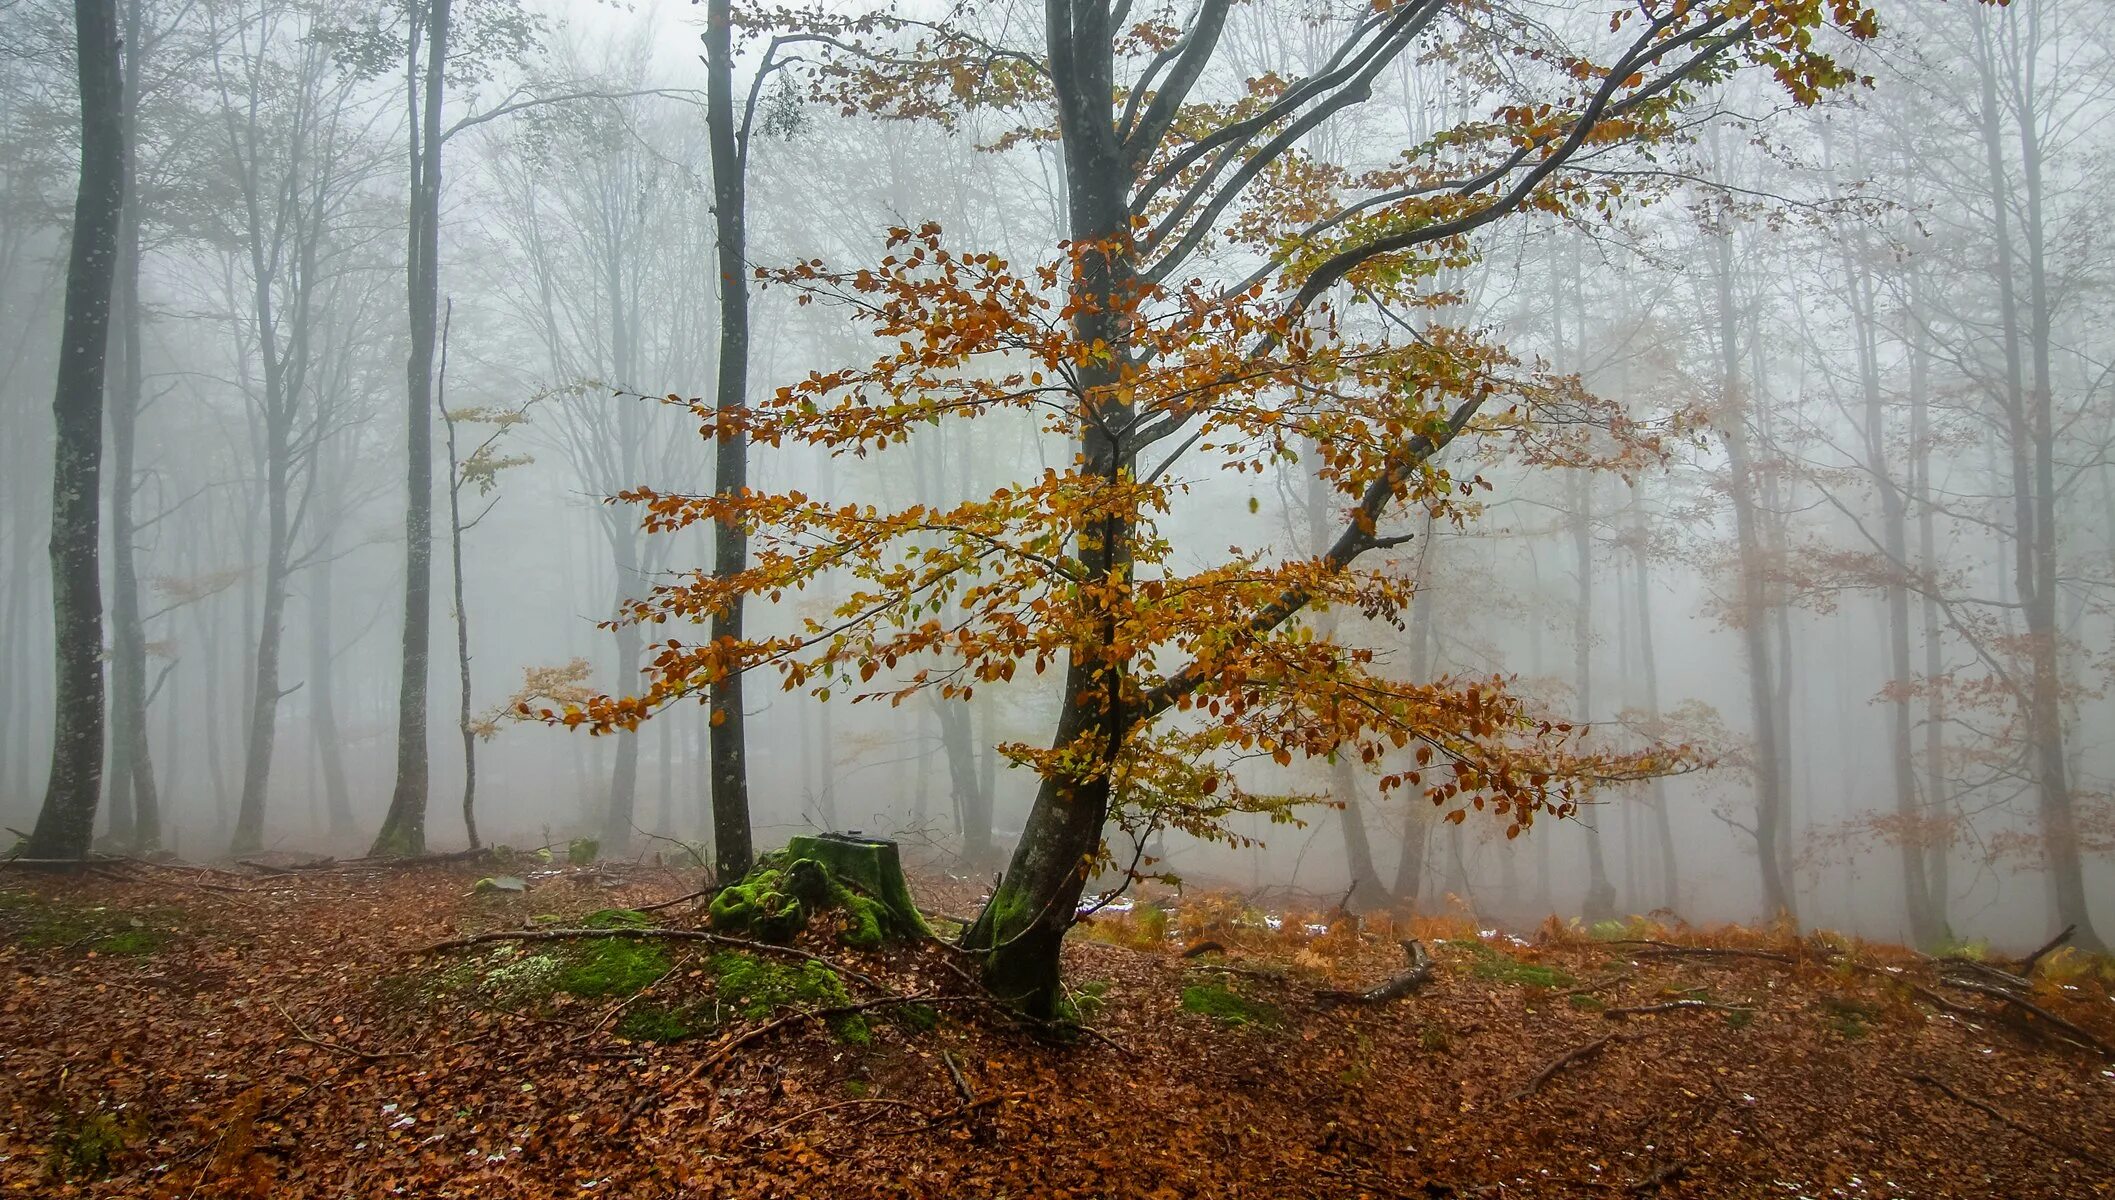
[2, 858, 2112, 1199]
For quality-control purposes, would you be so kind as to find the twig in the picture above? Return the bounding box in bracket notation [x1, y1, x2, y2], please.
[1905, 1072, 2112, 1172]
[1610, 941, 1798, 965]
[1508, 1033, 1631, 1101]
[269, 1000, 403, 1062]
[699, 992, 961, 1072]
[941, 1049, 974, 1104]
[1602, 1000, 1757, 1019]
[743, 1097, 921, 1144]
[1624, 1162, 1689, 1193]
[1180, 940, 1227, 959]
[409, 926, 890, 995]
[1557, 972, 1631, 998]
[636, 887, 716, 913]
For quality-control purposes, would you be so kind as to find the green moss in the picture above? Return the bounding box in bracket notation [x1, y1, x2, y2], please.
[1180, 982, 1280, 1028]
[582, 908, 653, 929]
[1459, 943, 1575, 989]
[710, 950, 867, 1043]
[1820, 995, 1877, 1040]
[555, 939, 671, 998]
[708, 865, 813, 941]
[0, 892, 178, 956]
[1723, 1008, 1757, 1030]
[892, 1002, 940, 1033]
[1418, 1022, 1451, 1052]
[842, 1079, 871, 1098]
[615, 1003, 696, 1042]
[567, 838, 599, 865]
[1567, 993, 1606, 1012]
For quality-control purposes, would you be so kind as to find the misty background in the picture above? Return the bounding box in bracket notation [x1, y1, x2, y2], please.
[1, 0, 2109, 948]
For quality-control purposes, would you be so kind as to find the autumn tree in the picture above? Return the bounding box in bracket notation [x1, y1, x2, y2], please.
[554, 0, 1881, 1012]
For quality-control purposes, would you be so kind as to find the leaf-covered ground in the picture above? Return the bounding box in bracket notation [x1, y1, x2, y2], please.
[2, 861, 2111, 1198]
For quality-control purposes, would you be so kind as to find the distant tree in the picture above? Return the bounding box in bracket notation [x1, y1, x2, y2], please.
[25, 0, 126, 859]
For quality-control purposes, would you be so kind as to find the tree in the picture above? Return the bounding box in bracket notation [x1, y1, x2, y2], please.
[25, 0, 126, 859]
[371, 0, 454, 856]
[550, 0, 1878, 1013]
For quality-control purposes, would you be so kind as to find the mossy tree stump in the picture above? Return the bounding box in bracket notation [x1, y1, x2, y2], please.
[708, 833, 930, 947]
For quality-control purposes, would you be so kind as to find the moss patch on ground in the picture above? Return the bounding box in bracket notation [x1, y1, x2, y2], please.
[1449, 940, 1576, 989]
[1180, 981, 1281, 1028]
[0, 891, 179, 955]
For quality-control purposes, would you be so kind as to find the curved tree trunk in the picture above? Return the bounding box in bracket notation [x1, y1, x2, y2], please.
[27, 0, 126, 860]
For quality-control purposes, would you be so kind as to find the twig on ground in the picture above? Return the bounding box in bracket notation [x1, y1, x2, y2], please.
[636, 887, 715, 913]
[941, 1049, 974, 1103]
[744, 1097, 921, 1144]
[1509, 1033, 1632, 1102]
[1180, 940, 1227, 959]
[1557, 972, 1631, 998]
[1625, 1162, 1689, 1193]
[270, 1000, 404, 1062]
[1602, 1000, 1757, 1019]
[1905, 1072, 2112, 1172]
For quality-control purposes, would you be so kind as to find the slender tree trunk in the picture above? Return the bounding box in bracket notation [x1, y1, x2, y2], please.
[1628, 506, 1679, 912]
[1713, 238, 1794, 920]
[106, 0, 159, 850]
[230, 415, 291, 854]
[1572, 472, 1617, 921]
[308, 546, 355, 837]
[703, 0, 753, 880]
[373, 0, 451, 857]
[27, 0, 126, 860]
[1394, 510, 1438, 903]
[438, 304, 478, 849]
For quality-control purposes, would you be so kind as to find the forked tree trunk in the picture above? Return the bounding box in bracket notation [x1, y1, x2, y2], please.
[27, 0, 126, 860]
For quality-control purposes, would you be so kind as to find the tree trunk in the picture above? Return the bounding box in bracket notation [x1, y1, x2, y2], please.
[106, 0, 159, 850]
[1713, 236, 1794, 920]
[1627, 507, 1679, 912]
[703, 0, 753, 881]
[1573, 469, 1617, 922]
[26, 0, 126, 860]
[373, 0, 452, 857]
[968, 0, 1134, 1012]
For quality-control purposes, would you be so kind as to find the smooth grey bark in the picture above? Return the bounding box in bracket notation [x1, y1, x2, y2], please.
[1712, 235, 1795, 920]
[1626, 504, 1679, 913]
[105, 0, 159, 850]
[703, 0, 754, 881]
[1571, 469, 1616, 922]
[27, 0, 126, 860]
[374, 0, 452, 857]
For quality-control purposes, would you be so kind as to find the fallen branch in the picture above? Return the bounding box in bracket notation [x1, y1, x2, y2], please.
[1905, 1072, 2112, 1172]
[410, 926, 890, 995]
[2017, 924, 2076, 976]
[1937, 976, 2115, 1059]
[1180, 940, 1227, 959]
[1317, 939, 1434, 1005]
[743, 1097, 921, 1145]
[1603, 1000, 1756, 1020]
[1508, 1033, 1631, 1102]
[1609, 941, 1798, 965]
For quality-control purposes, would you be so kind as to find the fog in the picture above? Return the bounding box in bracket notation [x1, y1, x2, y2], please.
[3, 0, 2110, 954]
